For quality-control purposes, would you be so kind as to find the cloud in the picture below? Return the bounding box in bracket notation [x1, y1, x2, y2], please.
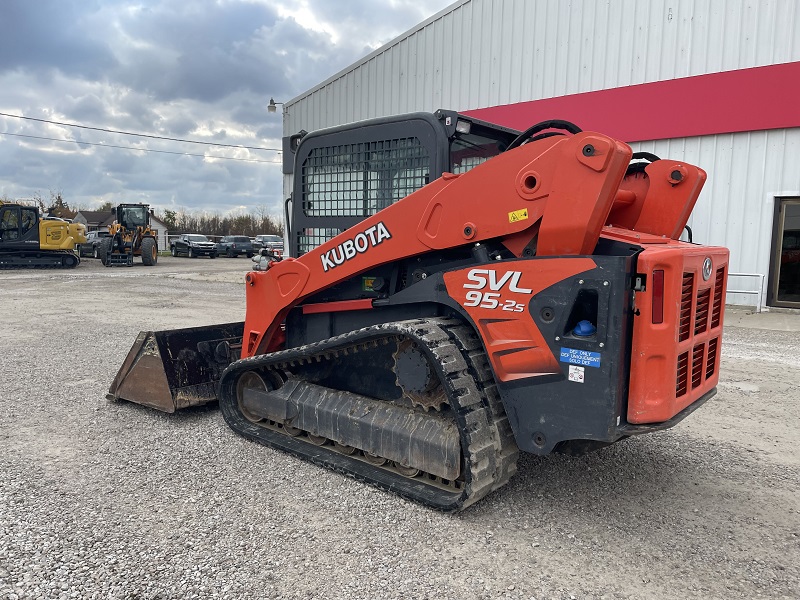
[0, 0, 118, 79]
[0, 0, 453, 217]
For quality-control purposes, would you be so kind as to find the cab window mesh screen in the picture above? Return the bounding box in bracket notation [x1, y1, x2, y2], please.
[301, 138, 429, 217]
[450, 132, 505, 174]
[297, 228, 342, 255]
[451, 156, 490, 174]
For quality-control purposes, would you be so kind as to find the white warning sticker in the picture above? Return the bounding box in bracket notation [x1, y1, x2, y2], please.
[568, 364, 585, 384]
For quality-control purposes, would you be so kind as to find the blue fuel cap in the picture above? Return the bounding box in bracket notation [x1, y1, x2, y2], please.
[573, 320, 597, 337]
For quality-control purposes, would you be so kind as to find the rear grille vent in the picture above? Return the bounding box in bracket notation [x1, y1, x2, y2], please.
[674, 266, 723, 399]
[706, 337, 718, 379]
[676, 338, 719, 398]
[679, 273, 694, 342]
[695, 288, 711, 334]
[711, 266, 725, 329]
[676, 352, 689, 397]
[691, 344, 705, 389]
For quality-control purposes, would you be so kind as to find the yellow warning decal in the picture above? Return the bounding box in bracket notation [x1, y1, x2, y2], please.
[508, 208, 529, 223]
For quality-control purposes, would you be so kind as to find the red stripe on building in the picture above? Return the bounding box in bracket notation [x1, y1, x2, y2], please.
[463, 61, 800, 142]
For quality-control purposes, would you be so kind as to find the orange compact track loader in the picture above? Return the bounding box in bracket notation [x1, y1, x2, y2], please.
[109, 111, 729, 510]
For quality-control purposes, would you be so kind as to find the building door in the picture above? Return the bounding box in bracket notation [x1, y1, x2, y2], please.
[769, 198, 800, 307]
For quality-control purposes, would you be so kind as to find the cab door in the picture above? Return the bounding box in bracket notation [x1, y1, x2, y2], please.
[769, 198, 800, 307]
[176, 235, 189, 254]
[0, 206, 39, 250]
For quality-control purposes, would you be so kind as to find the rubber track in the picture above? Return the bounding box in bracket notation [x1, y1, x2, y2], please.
[218, 317, 519, 511]
[0, 250, 80, 270]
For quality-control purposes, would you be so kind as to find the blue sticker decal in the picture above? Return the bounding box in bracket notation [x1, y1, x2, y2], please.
[559, 347, 601, 368]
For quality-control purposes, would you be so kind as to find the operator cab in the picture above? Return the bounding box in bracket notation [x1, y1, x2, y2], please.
[116, 204, 150, 229]
[0, 204, 39, 248]
[283, 110, 521, 257]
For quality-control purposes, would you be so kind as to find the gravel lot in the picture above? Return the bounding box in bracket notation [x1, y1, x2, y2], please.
[1, 256, 798, 600]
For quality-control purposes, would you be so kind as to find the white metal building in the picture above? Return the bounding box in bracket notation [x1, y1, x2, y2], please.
[282, 0, 800, 309]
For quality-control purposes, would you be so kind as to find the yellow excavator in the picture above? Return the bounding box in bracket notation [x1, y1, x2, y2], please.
[0, 201, 86, 269]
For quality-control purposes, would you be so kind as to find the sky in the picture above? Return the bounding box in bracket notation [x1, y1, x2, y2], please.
[0, 0, 453, 218]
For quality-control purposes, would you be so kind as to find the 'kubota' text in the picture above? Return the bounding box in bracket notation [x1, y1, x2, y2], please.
[321, 222, 392, 272]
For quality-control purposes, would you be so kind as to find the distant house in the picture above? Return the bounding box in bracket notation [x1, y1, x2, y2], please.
[74, 208, 170, 251]
[74, 210, 115, 232]
[46, 206, 77, 220]
[148, 213, 170, 251]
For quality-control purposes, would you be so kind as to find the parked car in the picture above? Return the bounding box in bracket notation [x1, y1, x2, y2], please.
[170, 234, 217, 258]
[77, 230, 111, 258]
[216, 235, 254, 258]
[253, 234, 284, 256]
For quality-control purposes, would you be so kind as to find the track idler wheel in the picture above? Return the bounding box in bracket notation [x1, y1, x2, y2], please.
[236, 371, 268, 422]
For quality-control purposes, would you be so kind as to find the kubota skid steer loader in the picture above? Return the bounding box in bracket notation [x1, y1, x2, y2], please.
[108, 110, 729, 510]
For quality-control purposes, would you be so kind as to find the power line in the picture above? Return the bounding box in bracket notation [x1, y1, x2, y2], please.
[0, 111, 281, 151]
[0, 132, 281, 164]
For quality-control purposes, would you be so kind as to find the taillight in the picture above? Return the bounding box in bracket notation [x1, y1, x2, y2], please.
[652, 269, 664, 324]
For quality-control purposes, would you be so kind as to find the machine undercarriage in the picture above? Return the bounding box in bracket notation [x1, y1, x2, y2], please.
[0, 249, 80, 269]
[220, 317, 518, 510]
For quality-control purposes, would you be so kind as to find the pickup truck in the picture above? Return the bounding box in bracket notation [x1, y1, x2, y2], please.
[170, 234, 217, 258]
[216, 235, 254, 258]
[77, 230, 111, 258]
[253, 234, 284, 256]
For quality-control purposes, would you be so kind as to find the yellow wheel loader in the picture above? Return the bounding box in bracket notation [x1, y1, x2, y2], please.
[100, 203, 158, 267]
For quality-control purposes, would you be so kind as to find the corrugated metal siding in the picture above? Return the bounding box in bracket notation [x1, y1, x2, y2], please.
[635, 128, 800, 305]
[286, 0, 800, 133]
[283, 0, 800, 306]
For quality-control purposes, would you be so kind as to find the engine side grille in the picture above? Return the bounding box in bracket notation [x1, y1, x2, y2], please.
[679, 273, 694, 342]
[706, 337, 718, 379]
[695, 288, 711, 334]
[711, 266, 725, 329]
[676, 351, 689, 398]
[691, 343, 705, 389]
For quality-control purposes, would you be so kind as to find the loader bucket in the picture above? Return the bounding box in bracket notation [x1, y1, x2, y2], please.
[108, 322, 244, 413]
